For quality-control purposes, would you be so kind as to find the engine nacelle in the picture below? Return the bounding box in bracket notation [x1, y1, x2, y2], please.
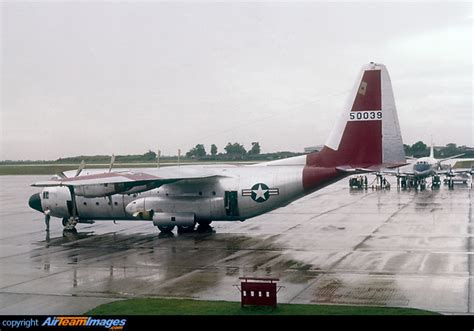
[74, 184, 118, 198]
[152, 212, 195, 227]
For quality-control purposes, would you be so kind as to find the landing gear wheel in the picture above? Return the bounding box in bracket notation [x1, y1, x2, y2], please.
[197, 220, 212, 227]
[197, 221, 213, 233]
[157, 225, 175, 233]
[62, 218, 77, 231]
[177, 224, 195, 233]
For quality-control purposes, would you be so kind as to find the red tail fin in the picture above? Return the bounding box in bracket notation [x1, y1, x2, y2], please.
[307, 63, 404, 169]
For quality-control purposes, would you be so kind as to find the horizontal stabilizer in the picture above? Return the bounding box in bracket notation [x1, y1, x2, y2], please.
[335, 166, 377, 173]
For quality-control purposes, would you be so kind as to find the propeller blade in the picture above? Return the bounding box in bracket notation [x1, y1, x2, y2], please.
[108, 154, 115, 173]
[67, 186, 78, 221]
[56, 171, 67, 179]
[44, 212, 51, 231]
[75, 160, 85, 177]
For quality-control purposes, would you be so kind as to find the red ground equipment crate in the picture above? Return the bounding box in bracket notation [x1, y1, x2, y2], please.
[237, 277, 281, 308]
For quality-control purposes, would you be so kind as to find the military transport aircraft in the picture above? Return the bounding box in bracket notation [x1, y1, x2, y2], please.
[28, 62, 406, 233]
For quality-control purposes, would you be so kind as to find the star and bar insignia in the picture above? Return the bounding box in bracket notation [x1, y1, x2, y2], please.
[242, 183, 279, 203]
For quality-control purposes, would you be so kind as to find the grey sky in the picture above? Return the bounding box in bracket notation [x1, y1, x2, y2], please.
[1, 1, 472, 160]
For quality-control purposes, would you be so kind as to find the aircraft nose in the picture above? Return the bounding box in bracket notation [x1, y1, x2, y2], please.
[28, 193, 43, 213]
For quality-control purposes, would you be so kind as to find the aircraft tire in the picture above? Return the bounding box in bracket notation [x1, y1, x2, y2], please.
[157, 225, 175, 233]
[197, 220, 212, 227]
[62, 218, 77, 231]
[177, 224, 195, 233]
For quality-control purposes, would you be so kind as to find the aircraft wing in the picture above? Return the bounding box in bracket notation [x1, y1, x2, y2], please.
[441, 168, 474, 176]
[377, 167, 415, 177]
[32, 170, 226, 197]
[33, 172, 164, 187]
[438, 154, 466, 163]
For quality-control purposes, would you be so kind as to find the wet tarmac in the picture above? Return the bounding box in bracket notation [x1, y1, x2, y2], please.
[0, 175, 472, 314]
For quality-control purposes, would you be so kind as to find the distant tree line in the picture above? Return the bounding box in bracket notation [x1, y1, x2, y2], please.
[185, 142, 299, 161]
[2, 141, 472, 164]
[19, 143, 302, 164]
[404, 142, 474, 158]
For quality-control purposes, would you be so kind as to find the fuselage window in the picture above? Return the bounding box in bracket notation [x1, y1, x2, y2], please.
[42, 191, 49, 199]
[114, 202, 118, 206]
[83, 202, 87, 206]
[96, 202, 100, 206]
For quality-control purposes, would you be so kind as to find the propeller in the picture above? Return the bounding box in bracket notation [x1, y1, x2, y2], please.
[108, 154, 115, 173]
[107, 154, 116, 206]
[56, 172, 67, 179]
[67, 186, 79, 222]
[447, 165, 455, 177]
[75, 160, 86, 177]
[44, 210, 51, 232]
[66, 160, 85, 224]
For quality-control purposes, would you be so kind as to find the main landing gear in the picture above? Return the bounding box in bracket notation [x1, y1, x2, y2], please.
[155, 225, 195, 233]
[156, 221, 213, 233]
[431, 175, 441, 190]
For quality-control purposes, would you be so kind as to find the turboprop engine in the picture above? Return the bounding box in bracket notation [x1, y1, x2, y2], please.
[125, 198, 195, 228]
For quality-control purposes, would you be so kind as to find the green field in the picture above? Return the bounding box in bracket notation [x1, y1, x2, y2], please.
[86, 298, 437, 315]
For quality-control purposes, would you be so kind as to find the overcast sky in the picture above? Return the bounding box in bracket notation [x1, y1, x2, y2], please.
[1, 1, 472, 160]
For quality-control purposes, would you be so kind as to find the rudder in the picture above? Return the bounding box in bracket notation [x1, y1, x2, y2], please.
[307, 62, 405, 169]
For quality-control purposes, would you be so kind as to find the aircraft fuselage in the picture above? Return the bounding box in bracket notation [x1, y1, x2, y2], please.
[412, 157, 437, 179]
[33, 164, 333, 223]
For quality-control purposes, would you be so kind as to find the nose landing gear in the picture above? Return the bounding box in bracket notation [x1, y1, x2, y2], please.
[62, 217, 78, 232]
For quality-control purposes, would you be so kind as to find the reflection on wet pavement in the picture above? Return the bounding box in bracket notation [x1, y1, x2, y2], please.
[0, 175, 472, 314]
